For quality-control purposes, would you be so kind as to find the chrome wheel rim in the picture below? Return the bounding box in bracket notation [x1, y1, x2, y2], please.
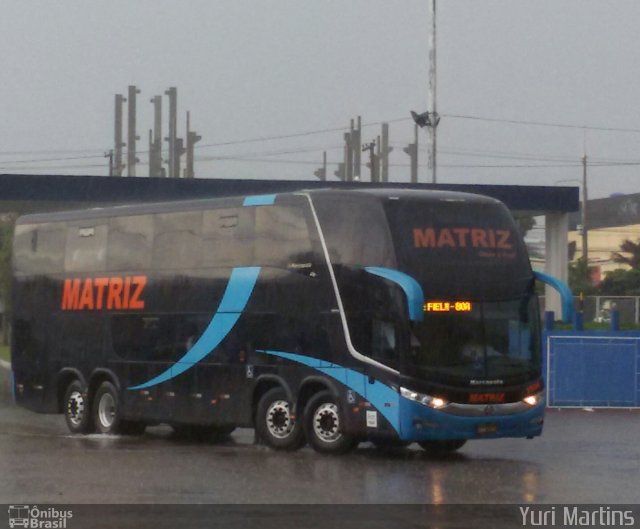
[313, 402, 342, 443]
[266, 400, 294, 439]
[98, 393, 116, 429]
[67, 390, 85, 426]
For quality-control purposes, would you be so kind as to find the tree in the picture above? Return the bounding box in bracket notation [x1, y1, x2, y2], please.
[597, 238, 640, 296]
[612, 238, 640, 269]
[0, 215, 16, 345]
[568, 257, 597, 296]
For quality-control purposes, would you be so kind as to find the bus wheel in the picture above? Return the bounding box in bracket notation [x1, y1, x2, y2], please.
[63, 380, 93, 434]
[304, 391, 358, 455]
[418, 439, 466, 454]
[256, 388, 304, 450]
[92, 381, 122, 434]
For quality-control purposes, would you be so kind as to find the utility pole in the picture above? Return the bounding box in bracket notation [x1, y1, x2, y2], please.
[185, 111, 201, 178]
[105, 150, 114, 176]
[165, 87, 177, 177]
[426, 0, 439, 183]
[582, 153, 589, 278]
[404, 125, 419, 183]
[362, 140, 377, 183]
[114, 94, 126, 176]
[353, 116, 361, 181]
[149, 95, 163, 177]
[345, 130, 353, 182]
[127, 85, 140, 177]
[314, 151, 327, 181]
[380, 123, 392, 182]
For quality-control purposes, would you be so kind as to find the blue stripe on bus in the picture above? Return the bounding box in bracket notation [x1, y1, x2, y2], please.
[128, 267, 261, 390]
[256, 349, 400, 433]
[243, 194, 277, 207]
[364, 267, 424, 322]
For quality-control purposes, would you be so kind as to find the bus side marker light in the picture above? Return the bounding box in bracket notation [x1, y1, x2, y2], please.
[191, 393, 202, 399]
[166, 392, 175, 398]
[211, 399, 218, 405]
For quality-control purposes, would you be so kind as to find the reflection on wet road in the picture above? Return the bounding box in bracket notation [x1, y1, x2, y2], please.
[1, 392, 639, 504]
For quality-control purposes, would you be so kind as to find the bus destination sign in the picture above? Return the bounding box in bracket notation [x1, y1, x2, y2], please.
[424, 301, 473, 313]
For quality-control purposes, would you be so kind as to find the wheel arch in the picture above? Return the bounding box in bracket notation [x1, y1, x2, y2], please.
[88, 368, 121, 399]
[56, 368, 87, 413]
[297, 375, 341, 418]
[251, 375, 293, 423]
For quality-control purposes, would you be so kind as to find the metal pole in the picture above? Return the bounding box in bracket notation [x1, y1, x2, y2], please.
[165, 87, 177, 177]
[114, 94, 125, 176]
[353, 116, 361, 181]
[127, 85, 140, 177]
[427, 0, 437, 183]
[381, 123, 390, 183]
[582, 153, 589, 277]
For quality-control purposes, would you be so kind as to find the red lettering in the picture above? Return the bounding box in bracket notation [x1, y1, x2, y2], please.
[61, 279, 81, 310]
[497, 230, 513, 249]
[107, 278, 124, 309]
[413, 228, 436, 248]
[469, 392, 505, 404]
[94, 278, 109, 310]
[437, 228, 455, 248]
[129, 276, 146, 309]
[61, 275, 147, 311]
[471, 229, 488, 248]
[452, 228, 470, 247]
[78, 279, 94, 310]
[123, 276, 132, 309]
[488, 229, 496, 248]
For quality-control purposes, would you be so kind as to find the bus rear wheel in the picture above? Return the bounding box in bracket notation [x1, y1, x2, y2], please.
[63, 380, 93, 434]
[418, 439, 467, 454]
[256, 388, 304, 450]
[92, 381, 123, 434]
[303, 391, 358, 454]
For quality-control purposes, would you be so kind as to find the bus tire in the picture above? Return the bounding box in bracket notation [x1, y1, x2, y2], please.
[303, 391, 358, 455]
[256, 388, 304, 450]
[92, 381, 123, 434]
[63, 380, 93, 434]
[418, 439, 466, 454]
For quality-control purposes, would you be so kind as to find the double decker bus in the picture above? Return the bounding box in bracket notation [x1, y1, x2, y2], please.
[11, 188, 545, 454]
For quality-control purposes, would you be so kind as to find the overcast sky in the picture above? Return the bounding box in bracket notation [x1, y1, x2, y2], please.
[2, 0, 640, 199]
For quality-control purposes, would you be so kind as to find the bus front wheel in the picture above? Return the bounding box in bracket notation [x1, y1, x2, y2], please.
[303, 391, 358, 454]
[92, 381, 123, 434]
[63, 380, 93, 434]
[256, 388, 304, 450]
[418, 439, 466, 454]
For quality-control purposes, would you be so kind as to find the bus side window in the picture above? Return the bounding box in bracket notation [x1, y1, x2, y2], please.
[254, 206, 313, 268]
[153, 211, 203, 271]
[14, 223, 66, 275]
[202, 208, 255, 268]
[65, 223, 108, 273]
[108, 215, 153, 271]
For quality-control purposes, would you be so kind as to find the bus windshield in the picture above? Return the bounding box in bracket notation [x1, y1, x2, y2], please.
[383, 197, 539, 383]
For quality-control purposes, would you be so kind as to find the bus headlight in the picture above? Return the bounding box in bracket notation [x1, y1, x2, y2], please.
[400, 387, 448, 409]
[522, 391, 545, 407]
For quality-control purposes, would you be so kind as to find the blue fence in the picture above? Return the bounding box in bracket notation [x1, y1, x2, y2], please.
[543, 330, 640, 408]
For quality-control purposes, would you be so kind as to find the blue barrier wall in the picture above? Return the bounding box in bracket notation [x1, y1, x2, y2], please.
[543, 331, 640, 408]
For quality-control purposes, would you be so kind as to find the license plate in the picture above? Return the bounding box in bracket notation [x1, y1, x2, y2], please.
[477, 423, 498, 435]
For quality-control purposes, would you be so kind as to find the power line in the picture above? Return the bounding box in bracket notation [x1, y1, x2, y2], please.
[442, 113, 640, 134]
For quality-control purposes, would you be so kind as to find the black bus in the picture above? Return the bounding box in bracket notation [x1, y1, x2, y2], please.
[11, 188, 545, 454]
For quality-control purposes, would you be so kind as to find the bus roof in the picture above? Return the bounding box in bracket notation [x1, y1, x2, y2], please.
[16, 187, 500, 225]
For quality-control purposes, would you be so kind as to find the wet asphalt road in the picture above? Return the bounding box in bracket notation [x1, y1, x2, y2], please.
[1, 366, 639, 506]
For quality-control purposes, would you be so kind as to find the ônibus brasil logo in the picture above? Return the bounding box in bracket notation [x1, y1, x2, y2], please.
[8, 506, 72, 529]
